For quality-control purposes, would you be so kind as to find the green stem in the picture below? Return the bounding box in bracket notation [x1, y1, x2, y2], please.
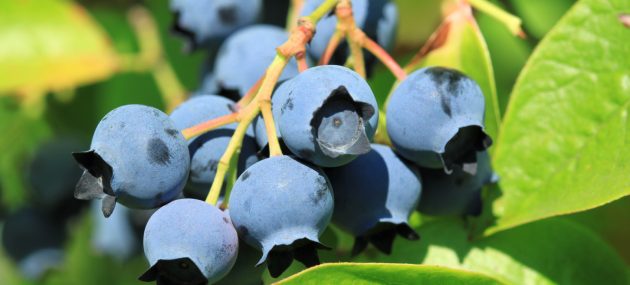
[306, 0, 339, 23]
[466, 0, 524, 37]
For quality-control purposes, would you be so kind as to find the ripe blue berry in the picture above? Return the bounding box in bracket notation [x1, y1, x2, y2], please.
[91, 201, 138, 261]
[214, 25, 302, 97]
[326, 144, 421, 255]
[386, 67, 492, 174]
[417, 151, 497, 217]
[73, 105, 190, 218]
[140, 199, 238, 284]
[300, 0, 398, 73]
[275, 65, 378, 167]
[169, 95, 258, 199]
[229, 155, 334, 277]
[170, 0, 262, 50]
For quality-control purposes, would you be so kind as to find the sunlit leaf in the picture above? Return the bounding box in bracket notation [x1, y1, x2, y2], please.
[0, 0, 117, 95]
[488, 0, 630, 235]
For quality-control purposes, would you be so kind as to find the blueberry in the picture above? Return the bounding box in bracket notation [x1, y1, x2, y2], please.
[91, 201, 138, 261]
[417, 151, 497, 217]
[229, 155, 334, 277]
[169, 95, 258, 199]
[1, 207, 65, 279]
[26, 137, 88, 219]
[73, 105, 190, 217]
[300, 0, 398, 74]
[326, 144, 421, 255]
[170, 0, 262, 50]
[140, 199, 238, 284]
[214, 25, 302, 97]
[386, 67, 492, 174]
[275, 65, 378, 167]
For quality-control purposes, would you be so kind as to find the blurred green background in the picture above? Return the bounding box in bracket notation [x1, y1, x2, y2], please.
[0, 0, 628, 284]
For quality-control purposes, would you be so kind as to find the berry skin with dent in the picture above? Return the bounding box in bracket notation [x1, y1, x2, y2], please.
[276, 65, 378, 167]
[140, 199, 239, 285]
[326, 144, 422, 255]
[170, 0, 262, 50]
[73, 105, 190, 217]
[214, 25, 302, 97]
[229, 155, 334, 278]
[386, 66, 492, 174]
[417, 151, 497, 217]
[169, 95, 258, 199]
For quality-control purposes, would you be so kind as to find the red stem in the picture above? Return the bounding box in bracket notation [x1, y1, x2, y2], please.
[362, 36, 406, 81]
[181, 112, 239, 140]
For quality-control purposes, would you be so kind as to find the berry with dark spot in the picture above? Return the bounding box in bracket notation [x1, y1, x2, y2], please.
[276, 65, 378, 167]
[73, 105, 190, 217]
[229, 155, 334, 278]
[170, 0, 262, 50]
[169, 95, 258, 200]
[140, 199, 238, 285]
[417, 151, 497, 217]
[326, 144, 422, 255]
[386, 66, 492, 174]
[214, 25, 303, 97]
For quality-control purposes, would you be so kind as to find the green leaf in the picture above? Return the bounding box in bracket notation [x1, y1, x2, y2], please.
[476, 1, 533, 114]
[568, 195, 630, 264]
[0, 99, 51, 208]
[276, 263, 505, 285]
[0, 0, 117, 95]
[509, 0, 575, 39]
[356, 218, 629, 285]
[488, 0, 630, 235]
[407, 5, 502, 141]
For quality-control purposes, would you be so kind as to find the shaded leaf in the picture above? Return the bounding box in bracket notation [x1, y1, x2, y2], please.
[488, 0, 630, 235]
[356, 218, 629, 285]
[276, 263, 505, 285]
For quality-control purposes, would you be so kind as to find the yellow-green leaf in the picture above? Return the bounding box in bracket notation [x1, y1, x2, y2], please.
[0, 0, 117, 95]
[488, 0, 630, 235]
[276, 263, 505, 285]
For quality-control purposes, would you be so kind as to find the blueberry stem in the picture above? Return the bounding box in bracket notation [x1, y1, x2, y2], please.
[319, 30, 345, 65]
[297, 53, 309, 72]
[287, 0, 306, 31]
[337, 0, 366, 78]
[465, 0, 525, 38]
[236, 74, 265, 109]
[362, 36, 407, 81]
[181, 112, 239, 140]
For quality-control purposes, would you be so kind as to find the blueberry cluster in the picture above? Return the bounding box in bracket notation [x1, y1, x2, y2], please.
[46, 2, 501, 284]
